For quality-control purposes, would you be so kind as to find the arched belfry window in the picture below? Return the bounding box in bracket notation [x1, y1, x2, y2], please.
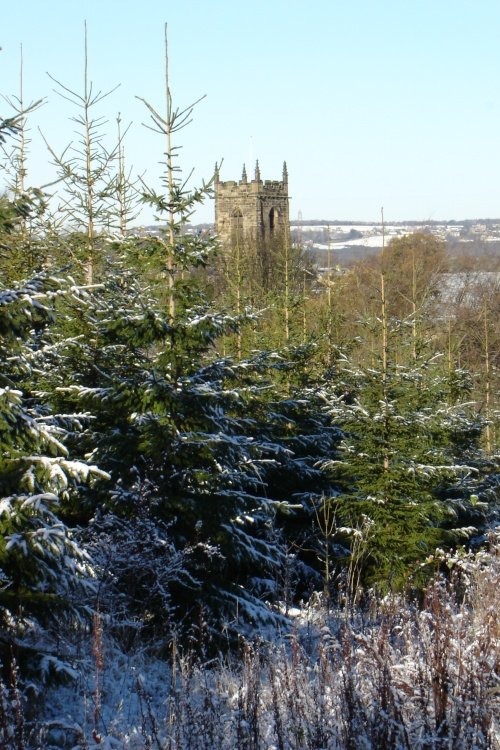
[269, 207, 279, 233]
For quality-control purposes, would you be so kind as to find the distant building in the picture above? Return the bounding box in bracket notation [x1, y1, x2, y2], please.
[214, 161, 290, 255]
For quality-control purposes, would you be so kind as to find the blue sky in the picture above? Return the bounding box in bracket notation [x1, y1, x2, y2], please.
[2, 0, 500, 224]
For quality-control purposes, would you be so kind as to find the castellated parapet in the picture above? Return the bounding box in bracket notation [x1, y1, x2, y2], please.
[215, 161, 290, 250]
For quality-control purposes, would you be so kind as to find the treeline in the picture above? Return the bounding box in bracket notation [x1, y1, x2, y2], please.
[0, 32, 499, 692]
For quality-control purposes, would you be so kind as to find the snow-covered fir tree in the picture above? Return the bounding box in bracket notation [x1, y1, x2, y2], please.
[0, 274, 106, 673]
[318, 337, 498, 592]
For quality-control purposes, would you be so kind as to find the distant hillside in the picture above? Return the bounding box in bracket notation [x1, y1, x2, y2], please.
[132, 219, 500, 265]
[291, 219, 500, 264]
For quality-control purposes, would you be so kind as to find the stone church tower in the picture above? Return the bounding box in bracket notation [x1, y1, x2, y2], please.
[214, 161, 290, 251]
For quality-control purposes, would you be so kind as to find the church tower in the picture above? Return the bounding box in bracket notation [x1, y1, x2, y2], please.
[214, 161, 290, 253]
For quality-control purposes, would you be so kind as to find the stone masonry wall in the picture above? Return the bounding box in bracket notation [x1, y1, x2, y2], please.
[215, 164, 290, 250]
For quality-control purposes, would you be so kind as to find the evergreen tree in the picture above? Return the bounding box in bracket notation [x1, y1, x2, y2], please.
[0, 274, 105, 671]
[42, 23, 120, 283]
[319, 346, 496, 592]
[0, 53, 62, 286]
[44, 268, 293, 645]
[36, 37, 300, 639]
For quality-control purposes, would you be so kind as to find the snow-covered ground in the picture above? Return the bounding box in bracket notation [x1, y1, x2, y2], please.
[17, 540, 500, 750]
[291, 220, 500, 258]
